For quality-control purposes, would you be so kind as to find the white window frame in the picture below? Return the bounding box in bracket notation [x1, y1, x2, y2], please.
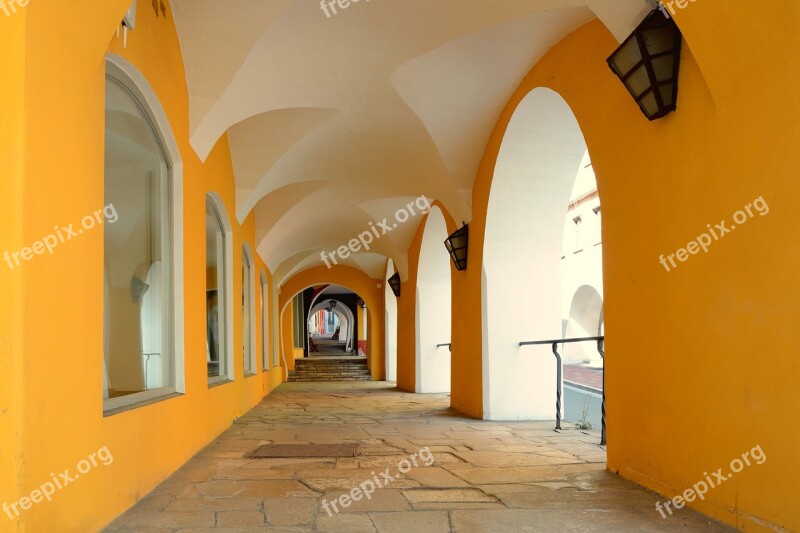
[103, 54, 185, 414]
[207, 193, 235, 386]
[242, 243, 257, 376]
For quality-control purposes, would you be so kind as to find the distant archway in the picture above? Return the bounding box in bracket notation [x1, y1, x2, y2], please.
[563, 285, 604, 363]
[307, 299, 355, 352]
[416, 206, 452, 393]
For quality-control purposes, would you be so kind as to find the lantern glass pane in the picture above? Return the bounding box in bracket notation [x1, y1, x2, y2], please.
[450, 234, 467, 249]
[640, 92, 659, 117]
[651, 55, 675, 82]
[659, 84, 675, 107]
[626, 65, 652, 97]
[643, 27, 674, 56]
[611, 36, 642, 76]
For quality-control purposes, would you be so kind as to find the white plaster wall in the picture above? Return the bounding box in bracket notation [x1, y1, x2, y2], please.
[482, 88, 587, 420]
[385, 259, 398, 382]
[416, 207, 452, 393]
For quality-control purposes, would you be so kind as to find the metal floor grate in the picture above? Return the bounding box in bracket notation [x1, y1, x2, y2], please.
[249, 443, 358, 458]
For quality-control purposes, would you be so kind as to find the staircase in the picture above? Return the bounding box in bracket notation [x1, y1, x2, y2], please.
[287, 357, 372, 382]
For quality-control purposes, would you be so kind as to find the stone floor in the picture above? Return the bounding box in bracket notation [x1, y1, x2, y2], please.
[105, 382, 734, 532]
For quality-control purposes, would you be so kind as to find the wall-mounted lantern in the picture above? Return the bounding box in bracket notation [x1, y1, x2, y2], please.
[607, 8, 682, 120]
[357, 298, 366, 309]
[388, 273, 401, 297]
[329, 299, 337, 309]
[444, 224, 469, 271]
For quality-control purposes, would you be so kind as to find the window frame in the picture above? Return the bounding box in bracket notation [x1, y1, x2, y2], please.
[272, 284, 280, 368]
[260, 271, 269, 371]
[206, 193, 235, 386]
[242, 243, 257, 377]
[103, 54, 185, 415]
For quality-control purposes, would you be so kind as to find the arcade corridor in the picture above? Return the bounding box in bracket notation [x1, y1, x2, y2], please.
[4, 1, 798, 531]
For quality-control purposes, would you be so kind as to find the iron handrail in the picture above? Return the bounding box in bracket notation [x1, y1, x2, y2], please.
[436, 343, 452, 352]
[519, 336, 605, 445]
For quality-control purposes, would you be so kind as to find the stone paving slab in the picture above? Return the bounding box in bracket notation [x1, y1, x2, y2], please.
[104, 382, 735, 533]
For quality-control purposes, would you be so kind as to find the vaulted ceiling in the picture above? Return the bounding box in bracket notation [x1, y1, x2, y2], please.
[171, 0, 649, 284]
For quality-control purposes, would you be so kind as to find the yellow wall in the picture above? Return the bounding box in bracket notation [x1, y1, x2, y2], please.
[449, 5, 800, 531]
[0, 9, 25, 527]
[0, 2, 284, 531]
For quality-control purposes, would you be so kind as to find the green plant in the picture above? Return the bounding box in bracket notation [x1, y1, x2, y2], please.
[576, 396, 593, 430]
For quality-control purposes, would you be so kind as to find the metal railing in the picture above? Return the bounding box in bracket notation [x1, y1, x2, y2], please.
[436, 343, 452, 351]
[519, 336, 605, 445]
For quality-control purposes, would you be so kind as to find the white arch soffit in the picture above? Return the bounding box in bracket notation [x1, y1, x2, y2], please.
[258, 189, 412, 274]
[257, 190, 431, 280]
[482, 87, 588, 421]
[271, 250, 388, 288]
[172, 0, 649, 237]
[384, 258, 398, 382]
[389, 0, 649, 196]
[415, 207, 452, 393]
[105, 53, 187, 396]
[179, 0, 650, 161]
[170, 1, 650, 288]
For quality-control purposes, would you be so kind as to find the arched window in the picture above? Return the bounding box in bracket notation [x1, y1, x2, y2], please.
[242, 244, 256, 375]
[206, 194, 233, 384]
[103, 56, 184, 412]
[260, 271, 269, 370]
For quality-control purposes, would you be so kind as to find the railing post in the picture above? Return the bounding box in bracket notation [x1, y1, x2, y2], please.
[552, 341, 562, 431]
[597, 339, 606, 446]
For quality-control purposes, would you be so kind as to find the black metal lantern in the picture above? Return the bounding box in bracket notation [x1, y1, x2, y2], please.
[607, 8, 682, 120]
[387, 272, 401, 297]
[357, 298, 366, 309]
[328, 299, 337, 309]
[444, 224, 469, 271]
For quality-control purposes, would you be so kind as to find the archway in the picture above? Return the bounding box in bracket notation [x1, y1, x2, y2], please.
[482, 87, 592, 420]
[307, 298, 355, 353]
[416, 206, 452, 393]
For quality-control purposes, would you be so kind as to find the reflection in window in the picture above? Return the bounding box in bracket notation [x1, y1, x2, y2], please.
[206, 198, 229, 382]
[103, 73, 173, 408]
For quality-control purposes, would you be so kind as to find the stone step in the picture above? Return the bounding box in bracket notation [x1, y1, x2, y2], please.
[288, 358, 372, 382]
